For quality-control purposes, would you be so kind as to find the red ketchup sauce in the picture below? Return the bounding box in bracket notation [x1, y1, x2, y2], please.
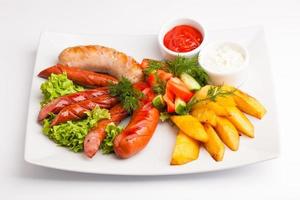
[163, 25, 203, 53]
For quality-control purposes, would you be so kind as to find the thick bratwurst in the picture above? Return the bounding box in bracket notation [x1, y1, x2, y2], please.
[113, 102, 159, 159]
[58, 45, 144, 83]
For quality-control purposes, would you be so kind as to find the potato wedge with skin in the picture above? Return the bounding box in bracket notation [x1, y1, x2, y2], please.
[222, 85, 267, 119]
[170, 115, 208, 142]
[194, 85, 236, 107]
[215, 116, 239, 151]
[191, 107, 217, 127]
[194, 85, 211, 100]
[193, 85, 235, 116]
[192, 101, 228, 116]
[216, 95, 236, 107]
[226, 106, 254, 138]
[171, 130, 201, 165]
[203, 123, 225, 161]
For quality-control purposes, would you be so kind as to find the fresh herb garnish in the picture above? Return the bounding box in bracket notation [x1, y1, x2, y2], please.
[185, 97, 198, 113]
[160, 112, 170, 122]
[101, 123, 123, 154]
[152, 73, 166, 95]
[144, 60, 170, 76]
[167, 56, 208, 86]
[109, 77, 144, 113]
[144, 60, 163, 76]
[206, 86, 236, 102]
[176, 86, 236, 115]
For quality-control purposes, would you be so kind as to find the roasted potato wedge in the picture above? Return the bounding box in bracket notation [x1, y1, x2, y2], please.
[194, 85, 236, 107]
[191, 107, 217, 127]
[192, 101, 228, 116]
[215, 116, 240, 151]
[222, 85, 267, 119]
[171, 130, 201, 165]
[171, 115, 208, 142]
[193, 85, 236, 116]
[203, 123, 225, 161]
[226, 106, 254, 138]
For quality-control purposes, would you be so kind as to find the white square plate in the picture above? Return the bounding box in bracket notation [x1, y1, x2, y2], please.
[25, 26, 279, 175]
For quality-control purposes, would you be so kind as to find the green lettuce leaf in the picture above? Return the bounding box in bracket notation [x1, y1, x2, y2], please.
[42, 106, 110, 152]
[40, 72, 83, 106]
[101, 123, 123, 154]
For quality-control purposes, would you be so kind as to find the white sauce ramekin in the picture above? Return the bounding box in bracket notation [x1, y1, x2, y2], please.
[198, 41, 249, 86]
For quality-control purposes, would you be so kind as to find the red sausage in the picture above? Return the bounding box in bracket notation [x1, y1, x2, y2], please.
[84, 104, 128, 158]
[38, 64, 118, 87]
[38, 87, 109, 121]
[51, 94, 118, 126]
[113, 102, 159, 159]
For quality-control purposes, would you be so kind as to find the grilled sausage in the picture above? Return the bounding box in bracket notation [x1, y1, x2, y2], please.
[38, 64, 118, 87]
[113, 102, 159, 159]
[38, 87, 109, 121]
[51, 94, 118, 126]
[58, 45, 143, 83]
[84, 104, 128, 158]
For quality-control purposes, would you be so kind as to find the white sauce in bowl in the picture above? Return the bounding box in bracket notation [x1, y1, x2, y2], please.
[200, 43, 246, 73]
[198, 41, 249, 86]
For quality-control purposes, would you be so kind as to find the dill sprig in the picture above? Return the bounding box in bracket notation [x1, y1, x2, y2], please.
[152, 72, 166, 95]
[167, 56, 208, 86]
[144, 60, 168, 76]
[182, 86, 236, 115]
[159, 112, 170, 122]
[109, 77, 144, 113]
[205, 86, 236, 102]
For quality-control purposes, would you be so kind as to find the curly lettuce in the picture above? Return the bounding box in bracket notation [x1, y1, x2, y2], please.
[40, 72, 83, 106]
[101, 123, 123, 154]
[42, 106, 110, 152]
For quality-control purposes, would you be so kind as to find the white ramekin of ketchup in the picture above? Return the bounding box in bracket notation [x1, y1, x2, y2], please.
[158, 18, 205, 60]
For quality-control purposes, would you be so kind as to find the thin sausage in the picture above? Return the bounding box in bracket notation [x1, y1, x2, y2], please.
[84, 104, 128, 158]
[51, 94, 118, 126]
[38, 64, 118, 87]
[38, 87, 109, 121]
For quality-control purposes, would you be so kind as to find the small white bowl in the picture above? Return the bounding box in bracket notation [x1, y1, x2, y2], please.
[158, 18, 205, 60]
[198, 41, 249, 86]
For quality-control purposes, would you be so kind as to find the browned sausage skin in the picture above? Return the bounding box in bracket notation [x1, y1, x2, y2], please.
[84, 104, 128, 158]
[38, 87, 109, 121]
[51, 94, 118, 126]
[38, 64, 118, 87]
[113, 102, 159, 159]
[58, 45, 143, 83]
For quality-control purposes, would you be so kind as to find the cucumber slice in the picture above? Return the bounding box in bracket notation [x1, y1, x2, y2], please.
[152, 95, 165, 110]
[175, 98, 187, 115]
[180, 73, 201, 91]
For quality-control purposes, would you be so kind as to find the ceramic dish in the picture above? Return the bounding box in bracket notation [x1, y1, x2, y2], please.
[24, 26, 279, 175]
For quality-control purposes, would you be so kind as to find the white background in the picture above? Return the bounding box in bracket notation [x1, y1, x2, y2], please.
[0, 0, 299, 199]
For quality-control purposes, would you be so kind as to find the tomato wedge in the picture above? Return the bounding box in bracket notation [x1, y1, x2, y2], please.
[142, 87, 156, 103]
[157, 70, 173, 81]
[167, 77, 193, 102]
[163, 81, 175, 113]
[141, 59, 151, 69]
[133, 82, 149, 91]
[146, 73, 156, 87]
